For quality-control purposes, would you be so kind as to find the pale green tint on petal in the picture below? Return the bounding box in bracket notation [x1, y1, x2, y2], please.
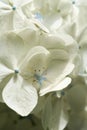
[2, 75, 38, 116]
[12, 0, 32, 7]
[19, 46, 50, 71]
[39, 34, 67, 49]
[39, 32, 77, 54]
[49, 49, 69, 60]
[13, 8, 37, 31]
[17, 28, 39, 48]
[0, 74, 12, 102]
[39, 62, 74, 95]
[0, 63, 13, 82]
[0, 12, 13, 36]
[21, 51, 49, 75]
[13, 11, 37, 30]
[78, 0, 87, 5]
[0, 0, 15, 5]
[42, 95, 68, 130]
[0, 1, 11, 14]
[78, 29, 87, 77]
[13, 8, 28, 30]
[75, 5, 87, 34]
[0, 32, 29, 69]
[78, 28, 87, 46]
[0, 58, 13, 102]
[79, 46, 87, 75]
[49, 16, 63, 31]
[40, 77, 71, 96]
[0, 0, 32, 8]
[57, 0, 72, 17]
[45, 61, 74, 82]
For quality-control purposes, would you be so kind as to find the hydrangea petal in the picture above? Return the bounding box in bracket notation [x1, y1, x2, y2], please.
[40, 77, 71, 96]
[19, 46, 50, 71]
[42, 95, 68, 130]
[0, 32, 30, 69]
[39, 62, 74, 96]
[2, 75, 38, 116]
[0, 63, 13, 82]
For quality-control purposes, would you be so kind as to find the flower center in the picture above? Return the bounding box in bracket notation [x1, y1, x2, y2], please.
[12, 6, 16, 11]
[34, 73, 47, 86]
[14, 69, 19, 74]
[72, 1, 75, 4]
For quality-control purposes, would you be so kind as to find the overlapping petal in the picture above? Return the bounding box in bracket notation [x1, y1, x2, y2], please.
[42, 94, 68, 130]
[2, 75, 38, 116]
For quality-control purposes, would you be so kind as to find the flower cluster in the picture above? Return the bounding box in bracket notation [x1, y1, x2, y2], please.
[0, 0, 87, 130]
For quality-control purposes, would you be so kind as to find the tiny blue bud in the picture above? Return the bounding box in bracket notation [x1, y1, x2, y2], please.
[15, 69, 19, 74]
[72, 1, 75, 4]
[35, 13, 43, 21]
[61, 91, 65, 96]
[34, 74, 46, 86]
[12, 6, 16, 11]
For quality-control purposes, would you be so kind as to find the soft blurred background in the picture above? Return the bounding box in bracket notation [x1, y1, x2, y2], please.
[0, 103, 43, 130]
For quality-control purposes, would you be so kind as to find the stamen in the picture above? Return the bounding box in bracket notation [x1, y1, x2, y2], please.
[61, 91, 65, 96]
[34, 74, 47, 86]
[12, 6, 16, 11]
[72, 1, 75, 4]
[14, 69, 19, 74]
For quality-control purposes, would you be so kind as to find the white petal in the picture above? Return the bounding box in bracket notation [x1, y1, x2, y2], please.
[0, 1, 11, 15]
[57, 0, 72, 17]
[45, 61, 74, 83]
[12, 0, 32, 7]
[39, 61, 74, 96]
[0, 12, 13, 36]
[19, 46, 50, 70]
[2, 75, 38, 116]
[17, 28, 39, 48]
[40, 77, 71, 96]
[50, 17, 63, 31]
[0, 32, 29, 69]
[13, 9, 36, 30]
[0, 74, 12, 102]
[0, 63, 13, 82]
[39, 33, 66, 49]
[39, 32, 77, 54]
[50, 49, 69, 60]
[42, 95, 68, 130]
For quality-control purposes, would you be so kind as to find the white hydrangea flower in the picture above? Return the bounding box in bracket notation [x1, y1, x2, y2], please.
[22, 0, 73, 33]
[0, 32, 50, 116]
[38, 33, 77, 96]
[60, 0, 87, 39]
[17, 29, 78, 96]
[0, 30, 77, 116]
[0, 0, 32, 14]
[0, 0, 36, 34]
